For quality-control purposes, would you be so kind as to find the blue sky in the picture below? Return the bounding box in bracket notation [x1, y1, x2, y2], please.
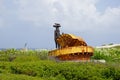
[0, 0, 120, 49]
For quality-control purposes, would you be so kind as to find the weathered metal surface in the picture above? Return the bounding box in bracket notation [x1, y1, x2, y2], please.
[56, 34, 87, 48]
[53, 23, 61, 48]
[49, 46, 93, 56]
[49, 33, 94, 61]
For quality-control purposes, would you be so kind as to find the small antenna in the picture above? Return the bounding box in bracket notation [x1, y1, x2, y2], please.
[24, 43, 27, 48]
[23, 43, 28, 51]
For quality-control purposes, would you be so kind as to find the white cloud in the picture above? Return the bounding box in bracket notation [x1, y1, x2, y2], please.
[12, 0, 120, 33]
[94, 7, 120, 33]
[0, 0, 120, 48]
[101, 7, 120, 26]
[13, 0, 55, 26]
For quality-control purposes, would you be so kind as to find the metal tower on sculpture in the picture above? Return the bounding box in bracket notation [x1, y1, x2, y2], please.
[53, 23, 61, 48]
[49, 23, 94, 61]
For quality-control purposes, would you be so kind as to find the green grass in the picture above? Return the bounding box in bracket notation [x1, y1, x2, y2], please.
[113, 46, 120, 49]
[0, 61, 120, 80]
[92, 48, 120, 62]
[0, 49, 120, 80]
[0, 73, 43, 80]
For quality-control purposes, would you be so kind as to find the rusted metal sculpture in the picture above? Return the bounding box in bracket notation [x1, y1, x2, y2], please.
[53, 23, 61, 48]
[49, 23, 94, 61]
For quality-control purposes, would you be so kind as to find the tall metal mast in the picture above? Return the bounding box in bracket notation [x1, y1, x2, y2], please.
[53, 23, 61, 48]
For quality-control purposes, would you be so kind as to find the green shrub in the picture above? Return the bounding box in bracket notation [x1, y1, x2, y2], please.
[0, 61, 120, 80]
[13, 56, 40, 62]
[92, 48, 120, 62]
[37, 50, 49, 60]
[0, 49, 49, 62]
[0, 73, 43, 80]
[0, 48, 120, 80]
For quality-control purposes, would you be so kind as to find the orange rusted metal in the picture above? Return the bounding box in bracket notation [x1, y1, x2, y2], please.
[49, 34, 94, 61]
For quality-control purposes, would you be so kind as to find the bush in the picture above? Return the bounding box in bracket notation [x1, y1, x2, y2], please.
[0, 49, 49, 62]
[0, 73, 43, 80]
[13, 56, 40, 62]
[1, 48, 120, 80]
[1, 61, 120, 80]
[92, 48, 120, 62]
[37, 50, 49, 60]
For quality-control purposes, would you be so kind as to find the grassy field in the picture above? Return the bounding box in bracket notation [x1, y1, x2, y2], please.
[0, 48, 120, 80]
[92, 46, 120, 62]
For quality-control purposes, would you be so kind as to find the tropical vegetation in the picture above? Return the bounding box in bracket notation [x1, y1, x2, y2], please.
[0, 47, 120, 80]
